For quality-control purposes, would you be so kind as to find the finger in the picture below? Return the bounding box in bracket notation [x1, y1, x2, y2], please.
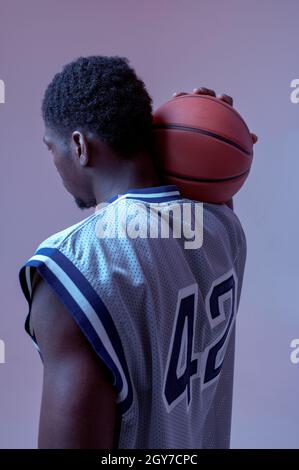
[193, 87, 216, 97]
[217, 93, 233, 106]
[251, 133, 258, 144]
[172, 92, 188, 98]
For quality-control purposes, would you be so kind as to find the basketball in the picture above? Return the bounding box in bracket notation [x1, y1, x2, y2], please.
[152, 94, 254, 203]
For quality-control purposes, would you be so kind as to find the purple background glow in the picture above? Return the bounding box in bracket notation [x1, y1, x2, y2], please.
[0, 0, 298, 448]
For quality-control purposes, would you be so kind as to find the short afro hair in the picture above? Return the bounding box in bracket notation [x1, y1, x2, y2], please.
[42, 55, 154, 157]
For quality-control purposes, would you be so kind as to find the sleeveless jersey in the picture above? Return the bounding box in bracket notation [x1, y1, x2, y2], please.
[19, 185, 246, 448]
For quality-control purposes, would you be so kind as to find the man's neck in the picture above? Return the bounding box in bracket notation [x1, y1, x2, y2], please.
[92, 154, 161, 204]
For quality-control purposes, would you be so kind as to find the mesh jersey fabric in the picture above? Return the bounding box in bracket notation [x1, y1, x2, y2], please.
[19, 185, 246, 449]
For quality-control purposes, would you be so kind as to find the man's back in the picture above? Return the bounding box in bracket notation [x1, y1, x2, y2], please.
[20, 185, 246, 448]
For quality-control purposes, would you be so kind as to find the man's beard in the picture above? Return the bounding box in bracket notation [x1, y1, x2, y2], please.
[74, 197, 97, 209]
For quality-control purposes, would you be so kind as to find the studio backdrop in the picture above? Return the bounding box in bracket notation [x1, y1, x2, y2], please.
[0, 0, 298, 448]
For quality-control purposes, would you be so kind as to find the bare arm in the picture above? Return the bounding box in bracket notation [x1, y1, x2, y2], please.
[30, 275, 117, 449]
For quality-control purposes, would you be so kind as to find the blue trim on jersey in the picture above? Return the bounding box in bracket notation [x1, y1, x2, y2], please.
[126, 195, 181, 203]
[19, 249, 134, 416]
[19, 267, 30, 304]
[124, 184, 179, 194]
[24, 258, 124, 391]
[107, 194, 119, 203]
[107, 184, 182, 204]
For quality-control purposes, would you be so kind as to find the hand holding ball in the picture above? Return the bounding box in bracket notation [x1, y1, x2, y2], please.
[153, 90, 257, 203]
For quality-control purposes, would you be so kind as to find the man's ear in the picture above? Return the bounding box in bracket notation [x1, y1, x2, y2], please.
[71, 131, 89, 167]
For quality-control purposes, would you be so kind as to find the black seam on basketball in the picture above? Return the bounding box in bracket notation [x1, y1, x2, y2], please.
[169, 94, 251, 132]
[165, 169, 250, 183]
[153, 124, 252, 156]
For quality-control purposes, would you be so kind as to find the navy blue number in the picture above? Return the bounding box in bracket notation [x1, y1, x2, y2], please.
[204, 274, 236, 384]
[163, 287, 199, 411]
[164, 272, 237, 411]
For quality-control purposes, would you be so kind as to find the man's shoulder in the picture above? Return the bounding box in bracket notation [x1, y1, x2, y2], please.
[37, 211, 100, 253]
[204, 202, 245, 233]
[203, 202, 247, 257]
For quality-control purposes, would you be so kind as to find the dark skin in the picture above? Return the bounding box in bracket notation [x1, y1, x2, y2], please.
[43, 128, 160, 209]
[31, 88, 257, 448]
[31, 274, 117, 448]
[173, 88, 258, 211]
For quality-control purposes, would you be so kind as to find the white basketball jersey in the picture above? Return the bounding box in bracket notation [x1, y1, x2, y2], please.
[19, 185, 246, 449]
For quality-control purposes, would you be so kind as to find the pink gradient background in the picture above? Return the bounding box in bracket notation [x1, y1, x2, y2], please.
[0, 0, 298, 448]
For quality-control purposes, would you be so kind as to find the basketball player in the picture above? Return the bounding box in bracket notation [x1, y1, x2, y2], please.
[19, 56, 257, 449]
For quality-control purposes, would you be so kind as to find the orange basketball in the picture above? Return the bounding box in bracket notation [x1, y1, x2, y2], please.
[152, 94, 253, 203]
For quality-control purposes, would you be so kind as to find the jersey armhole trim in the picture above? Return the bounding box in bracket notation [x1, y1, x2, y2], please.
[19, 246, 133, 416]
